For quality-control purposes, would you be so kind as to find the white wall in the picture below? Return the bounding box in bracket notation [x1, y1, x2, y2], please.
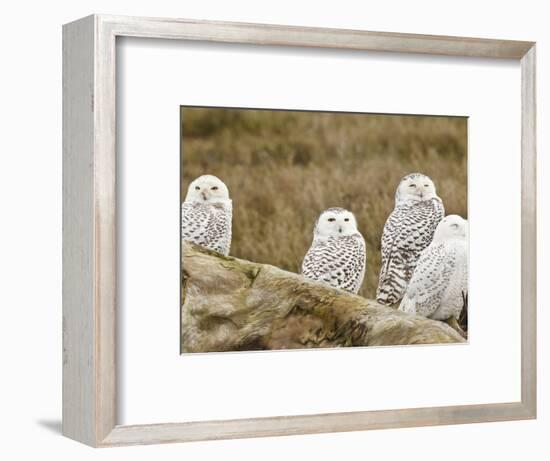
[0, 0, 546, 458]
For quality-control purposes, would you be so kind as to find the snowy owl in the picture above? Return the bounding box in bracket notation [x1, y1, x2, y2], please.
[399, 215, 468, 326]
[181, 174, 232, 256]
[301, 208, 366, 294]
[376, 173, 444, 305]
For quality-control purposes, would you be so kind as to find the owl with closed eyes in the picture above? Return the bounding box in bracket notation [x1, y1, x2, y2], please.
[301, 208, 366, 294]
[181, 174, 232, 256]
[376, 173, 444, 305]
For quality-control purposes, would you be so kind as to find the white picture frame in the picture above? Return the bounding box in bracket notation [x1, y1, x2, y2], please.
[62, 14, 536, 447]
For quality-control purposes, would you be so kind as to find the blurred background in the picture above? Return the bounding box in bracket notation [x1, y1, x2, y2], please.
[181, 107, 467, 299]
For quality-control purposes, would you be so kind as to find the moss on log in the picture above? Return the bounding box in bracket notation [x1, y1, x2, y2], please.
[181, 241, 465, 353]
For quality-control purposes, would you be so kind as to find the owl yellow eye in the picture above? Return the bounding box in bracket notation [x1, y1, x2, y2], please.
[195, 186, 200, 190]
[424, 184, 429, 187]
[328, 218, 336, 222]
[409, 184, 416, 188]
[211, 186, 218, 190]
[344, 218, 350, 222]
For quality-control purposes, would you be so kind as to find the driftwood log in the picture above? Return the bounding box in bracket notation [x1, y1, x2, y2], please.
[181, 241, 464, 353]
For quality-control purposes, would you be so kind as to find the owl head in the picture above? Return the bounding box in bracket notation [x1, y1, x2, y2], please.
[433, 214, 468, 242]
[185, 175, 230, 203]
[395, 173, 439, 204]
[313, 207, 359, 240]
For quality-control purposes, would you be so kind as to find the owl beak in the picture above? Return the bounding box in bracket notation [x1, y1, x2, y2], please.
[201, 192, 207, 201]
[338, 226, 343, 234]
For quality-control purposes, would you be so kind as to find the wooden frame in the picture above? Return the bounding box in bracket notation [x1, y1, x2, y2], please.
[62, 14, 537, 447]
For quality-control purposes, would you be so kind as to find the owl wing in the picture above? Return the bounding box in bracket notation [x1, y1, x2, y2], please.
[302, 235, 365, 293]
[182, 202, 232, 255]
[346, 234, 366, 293]
[377, 198, 444, 304]
[181, 202, 213, 246]
[399, 242, 451, 317]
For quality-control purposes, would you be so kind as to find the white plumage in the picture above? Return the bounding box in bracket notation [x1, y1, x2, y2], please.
[301, 208, 366, 294]
[376, 173, 444, 305]
[399, 215, 468, 321]
[181, 174, 232, 256]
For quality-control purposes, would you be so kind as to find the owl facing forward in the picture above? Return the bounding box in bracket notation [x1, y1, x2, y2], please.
[301, 208, 366, 294]
[399, 215, 468, 324]
[376, 173, 444, 305]
[181, 175, 232, 256]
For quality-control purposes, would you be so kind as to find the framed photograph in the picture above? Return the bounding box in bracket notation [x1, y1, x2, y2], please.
[179, 106, 468, 353]
[63, 15, 536, 447]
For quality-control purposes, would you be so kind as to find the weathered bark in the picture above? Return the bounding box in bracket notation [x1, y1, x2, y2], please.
[181, 241, 464, 353]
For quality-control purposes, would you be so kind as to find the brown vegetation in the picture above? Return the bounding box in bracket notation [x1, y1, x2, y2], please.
[181, 107, 467, 299]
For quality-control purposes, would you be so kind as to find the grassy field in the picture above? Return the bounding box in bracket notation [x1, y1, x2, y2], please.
[181, 107, 467, 299]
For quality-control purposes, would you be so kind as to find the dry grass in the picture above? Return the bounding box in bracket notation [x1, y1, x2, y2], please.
[181, 107, 467, 299]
